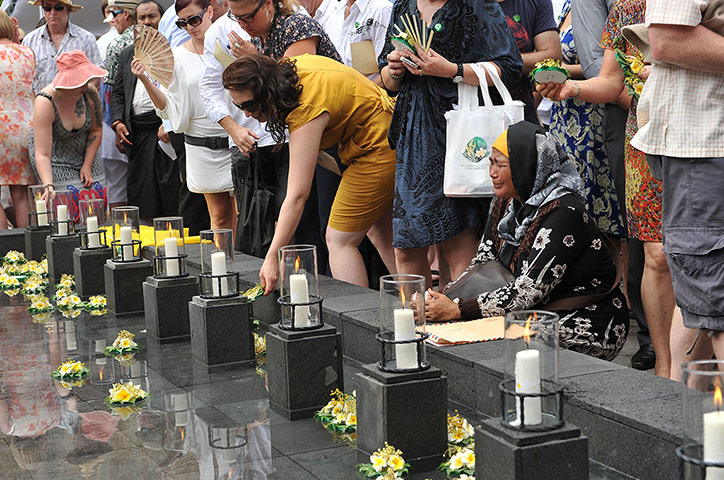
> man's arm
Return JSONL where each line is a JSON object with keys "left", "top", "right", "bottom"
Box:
{"left": 522, "top": 30, "right": 562, "bottom": 75}
{"left": 570, "top": 0, "right": 611, "bottom": 78}
{"left": 649, "top": 24, "right": 724, "bottom": 73}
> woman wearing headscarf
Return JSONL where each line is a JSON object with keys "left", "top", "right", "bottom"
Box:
{"left": 426, "top": 121, "right": 629, "bottom": 361}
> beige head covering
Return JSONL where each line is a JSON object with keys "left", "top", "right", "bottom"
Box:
{"left": 108, "top": 0, "right": 143, "bottom": 12}
{"left": 28, "top": 0, "right": 83, "bottom": 12}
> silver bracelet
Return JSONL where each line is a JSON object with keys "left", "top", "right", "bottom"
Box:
{"left": 568, "top": 79, "right": 582, "bottom": 98}
{"left": 387, "top": 69, "right": 404, "bottom": 81}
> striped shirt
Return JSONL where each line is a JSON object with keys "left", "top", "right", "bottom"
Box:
{"left": 22, "top": 22, "right": 102, "bottom": 93}
{"left": 631, "top": 0, "right": 724, "bottom": 158}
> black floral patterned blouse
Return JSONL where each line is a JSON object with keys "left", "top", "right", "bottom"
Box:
{"left": 457, "top": 195, "right": 629, "bottom": 361}
{"left": 251, "top": 12, "right": 342, "bottom": 62}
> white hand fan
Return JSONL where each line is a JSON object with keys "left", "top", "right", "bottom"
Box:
{"left": 133, "top": 25, "right": 174, "bottom": 88}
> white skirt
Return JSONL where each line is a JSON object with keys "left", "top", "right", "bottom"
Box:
{"left": 185, "top": 143, "right": 234, "bottom": 194}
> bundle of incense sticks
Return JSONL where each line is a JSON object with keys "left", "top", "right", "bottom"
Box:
{"left": 393, "top": 13, "right": 434, "bottom": 54}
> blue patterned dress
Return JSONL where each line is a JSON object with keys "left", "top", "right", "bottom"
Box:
{"left": 379, "top": 0, "right": 522, "bottom": 249}
{"left": 548, "top": 0, "right": 626, "bottom": 237}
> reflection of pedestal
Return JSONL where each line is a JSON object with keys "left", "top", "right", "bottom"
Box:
{"left": 73, "top": 247, "right": 113, "bottom": 299}
{"left": 24, "top": 226, "right": 51, "bottom": 261}
{"left": 46, "top": 234, "right": 80, "bottom": 279}
{"left": 0, "top": 228, "right": 25, "bottom": 256}
{"left": 104, "top": 258, "right": 153, "bottom": 315}
{"left": 189, "top": 295, "right": 253, "bottom": 368}
{"left": 143, "top": 275, "right": 198, "bottom": 342}
{"left": 267, "top": 324, "right": 343, "bottom": 420}
{"left": 356, "top": 364, "right": 447, "bottom": 471}
{"left": 475, "top": 418, "right": 588, "bottom": 479}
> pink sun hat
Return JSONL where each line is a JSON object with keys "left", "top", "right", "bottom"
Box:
{"left": 52, "top": 50, "right": 108, "bottom": 90}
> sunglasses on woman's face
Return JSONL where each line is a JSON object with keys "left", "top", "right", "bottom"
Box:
{"left": 233, "top": 99, "right": 258, "bottom": 112}
{"left": 175, "top": 6, "right": 208, "bottom": 29}
{"left": 227, "top": 0, "right": 266, "bottom": 24}
{"left": 42, "top": 3, "right": 66, "bottom": 12}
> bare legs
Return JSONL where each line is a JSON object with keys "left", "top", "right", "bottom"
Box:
{"left": 326, "top": 208, "right": 396, "bottom": 288}
{"left": 0, "top": 185, "right": 30, "bottom": 229}
{"left": 204, "top": 191, "right": 237, "bottom": 232}
{"left": 669, "top": 311, "right": 713, "bottom": 382}
{"left": 641, "top": 241, "right": 676, "bottom": 377}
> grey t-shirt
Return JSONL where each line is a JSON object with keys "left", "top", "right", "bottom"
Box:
{"left": 570, "top": 0, "right": 616, "bottom": 78}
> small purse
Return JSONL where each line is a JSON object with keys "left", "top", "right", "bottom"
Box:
{"left": 441, "top": 259, "right": 515, "bottom": 302}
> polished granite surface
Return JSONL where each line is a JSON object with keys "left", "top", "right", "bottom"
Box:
{"left": 0, "top": 293, "right": 635, "bottom": 480}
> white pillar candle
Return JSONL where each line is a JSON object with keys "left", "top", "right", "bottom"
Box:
{"left": 36, "top": 199, "right": 48, "bottom": 226}
{"left": 120, "top": 226, "right": 134, "bottom": 260}
{"left": 175, "top": 411, "right": 188, "bottom": 427}
{"left": 95, "top": 356, "right": 107, "bottom": 366}
{"left": 211, "top": 251, "right": 228, "bottom": 296}
{"left": 704, "top": 410, "right": 724, "bottom": 479}
{"left": 394, "top": 308, "right": 417, "bottom": 369}
{"left": 56, "top": 205, "right": 68, "bottom": 235}
{"left": 95, "top": 339, "right": 106, "bottom": 353}
{"left": 86, "top": 216, "right": 100, "bottom": 248}
{"left": 64, "top": 320, "right": 76, "bottom": 350}
{"left": 289, "top": 273, "right": 311, "bottom": 327}
{"left": 164, "top": 237, "right": 180, "bottom": 276}
{"left": 514, "top": 349, "right": 542, "bottom": 426}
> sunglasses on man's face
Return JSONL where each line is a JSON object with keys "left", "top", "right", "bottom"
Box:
{"left": 175, "top": 6, "right": 208, "bottom": 29}
{"left": 42, "top": 4, "right": 66, "bottom": 12}
{"left": 227, "top": 0, "right": 266, "bottom": 24}
{"left": 110, "top": 9, "right": 125, "bottom": 17}
{"left": 232, "top": 99, "right": 258, "bottom": 113}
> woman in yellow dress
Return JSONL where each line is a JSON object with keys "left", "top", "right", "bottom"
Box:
{"left": 222, "top": 53, "right": 397, "bottom": 294}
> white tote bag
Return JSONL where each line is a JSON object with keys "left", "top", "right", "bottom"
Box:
{"left": 443, "top": 62, "right": 525, "bottom": 197}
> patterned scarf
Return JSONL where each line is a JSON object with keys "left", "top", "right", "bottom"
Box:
{"left": 497, "top": 122, "right": 583, "bottom": 247}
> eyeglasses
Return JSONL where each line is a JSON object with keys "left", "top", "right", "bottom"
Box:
{"left": 110, "top": 9, "right": 125, "bottom": 17}
{"left": 227, "top": 0, "right": 266, "bottom": 24}
{"left": 232, "top": 99, "right": 258, "bottom": 112}
{"left": 42, "top": 3, "right": 67, "bottom": 12}
{"left": 175, "top": 6, "right": 208, "bottom": 29}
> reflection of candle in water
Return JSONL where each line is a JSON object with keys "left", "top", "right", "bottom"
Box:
{"left": 704, "top": 383, "right": 724, "bottom": 480}
{"left": 514, "top": 316, "right": 542, "bottom": 426}
{"left": 56, "top": 205, "right": 68, "bottom": 235}
{"left": 35, "top": 197, "right": 48, "bottom": 226}
{"left": 164, "top": 237, "right": 180, "bottom": 276}
{"left": 95, "top": 339, "right": 106, "bottom": 353}
{"left": 120, "top": 226, "right": 133, "bottom": 260}
{"left": 64, "top": 320, "right": 76, "bottom": 350}
{"left": 130, "top": 361, "right": 141, "bottom": 378}
{"left": 211, "top": 250, "right": 228, "bottom": 296}
{"left": 393, "top": 289, "right": 416, "bottom": 369}
{"left": 95, "top": 357, "right": 106, "bottom": 366}
{"left": 172, "top": 393, "right": 188, "bottom": 426}
{"left": 289, "top": 256, "right": 310, "bottom": 327}
{"left": 86, "top": 216, "right": 100, "bottom": 248}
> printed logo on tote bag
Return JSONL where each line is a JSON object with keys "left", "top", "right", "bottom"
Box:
{"left": 463, "top": 136, "right": 490, "bottom": 163}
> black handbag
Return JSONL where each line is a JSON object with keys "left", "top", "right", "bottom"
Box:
{"left": 441, "top": 259, "right": 515, "bottom": 301}
{"left": 235, "top": 150, "right": 275, "bottom": 258}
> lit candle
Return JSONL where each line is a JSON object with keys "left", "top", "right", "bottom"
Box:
{"left": 704, "top": 385, "right": 724, "bottom": 480}
{"left": 514, "top": 316, "right": 542, "bottom": 426}
{"left": 289, "top": 273, "right": 311, "bottom": 327}
{"left": 36, "top": 198, "right": 48, "bottom": 226}
{"left": 211, "top": 251, "right": 228, "bottom": 296}
{"left": 120, "top": 225, "right": 134, "bottom": 260}
{"left": 56, "top": 204, "right": 68, "bottom": 235}
{"left": 86, "top": 216, "right": 100, "bottom": 248}
{"left": 164, "top": 237, "right": 180, "bottom": 276}
{"left": 394, "top": 306, "right": 417, "bottom": 369}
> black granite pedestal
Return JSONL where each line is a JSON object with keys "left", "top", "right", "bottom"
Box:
{"left": 24, "top": 226, "right": 51, "bottom": 261}
{"left": 356, "top": 364, "right": 447, "bottom": 472}
{"left": 475, "top": 418, "right": 588, "bottom": 480}
{"left": 73, "top": 247, "right": 113, "bottom": 299}
{"left": 104, "top": 259, "right": 153, "bottom": 315}
{"left": 267, "top": 323, "right": 343, "bottom": 420}
{"left": 46, "top": 234, "right": 80, "bottom": 279}
{"left": 0, "top": 229, "right": 25, "bottom": 256}
{"left": 189, "top": 295, "right": 253, "bottom": 368}
{"left": 143, "top": 275, "right": 198, "bottom": 342}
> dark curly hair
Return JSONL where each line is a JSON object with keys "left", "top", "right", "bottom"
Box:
{"left": 222, "top": 55, "right": 302, "bottom": 149}
{"left": 490, "top": 196, "right": 560, "bottom": 270}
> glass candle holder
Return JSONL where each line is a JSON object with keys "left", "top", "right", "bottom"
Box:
{"left": 377, "top": 274, "right": 428, "bottom": 372}
{"left": 278, "top": 245, "right": 322, "bottom": 330}
{"left": 153, "top": 216, "right": 187, "bottom": 278}
{"left": 164, "top": 391, "right": 194, "bottom": 451}
{"left": 111, "top": 206, "right": 141, "bottom": 262}
{"left": 209, "top": 425, "right": 248, "bottom": 464}
{"left": 200, "top": 229, "right": 238, "bottom": 298}
{"left": 49, "top": 190, "right": 74, "bottom": 236}
{"left": 27, "top": 184, "right": 51, "bottom": 228}
{"left": 501, "top": 310, "right": 563, "bottom": 431}
{"left": 677, "top": 360, "right": 724, "bottom": 479}
{"left": 79, "top": 198, "right": 107, "bottom": 249}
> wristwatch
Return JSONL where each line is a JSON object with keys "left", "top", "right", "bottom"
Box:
{"left": 452, "top": 63, "right": 464, "bottom": 83}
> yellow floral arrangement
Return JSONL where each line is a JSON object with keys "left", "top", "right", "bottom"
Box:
{"left": 438, "top": 412, "right": 476, "bottom": 478}
{"left": 529, "top": 58, "right": 570, "bottom": 84}
{"left": 0, "top": 271, "right": 22, "bottom": 295}
{"left": 315, "top": 389, "right": 357, "bottom": 434}
{"left": 31, "top": 311, "right": 54, "bottom": 324}
{"left": 61, "top": 308, "right": 82, "bottom": 319}
{"left": 27, "top": 294, "right": 54, "bottom": 314}
{"left": 104, "top": 330, "right": 139, "bottom": 356}
{"left": 106, "top": 381, "right": 150, "bottom": 406}
{"left": 58, "top": 378, "right": 88, "bottom": 389}
{"left": 51, "top": 358, "right": 89, "bottom": 380}
{"left": 1, "top": 250, "right": 26, "bottom": 265}
{"left": 615, "top": 49, "right": 646, "bottom": 99}
{"left": 84, "top": 295, "right": 107, "bottom": 315}
{"left": 56, "top": 273, "right": 75, "bottom": 290}
{"left": 52, "top": 285, "right": 73, "bottom": 302}
{"left": 21, "top": 274, "right": 47, "bottom": 296}
{"left": 114, "top": 352, "right": 138, "bottom": 367}
{"left": 56, "top": 293, "right": 83, "bottom": 311}
{"left": 243, "top": 283, "right": 264, "bottom": 302}
{"left": 357, "top": 443, "right": 409, "bottom": 479}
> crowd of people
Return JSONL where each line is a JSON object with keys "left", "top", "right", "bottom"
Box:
{"left": 0, "top": 0, "right": 721, "bottom": 373}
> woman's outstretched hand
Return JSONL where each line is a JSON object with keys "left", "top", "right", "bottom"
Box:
{"left": 425, "top": 288, "right": 462, "bottom": 322}
{"left": 79, "top": 165, "right": 93, "bottom": 187}
{"left": 259, "top": 256, "right": 279, "bottom": 296}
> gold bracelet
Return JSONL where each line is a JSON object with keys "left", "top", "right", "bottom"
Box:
{"left": 387, "top": 69, "right": 404, "bottom": 81}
